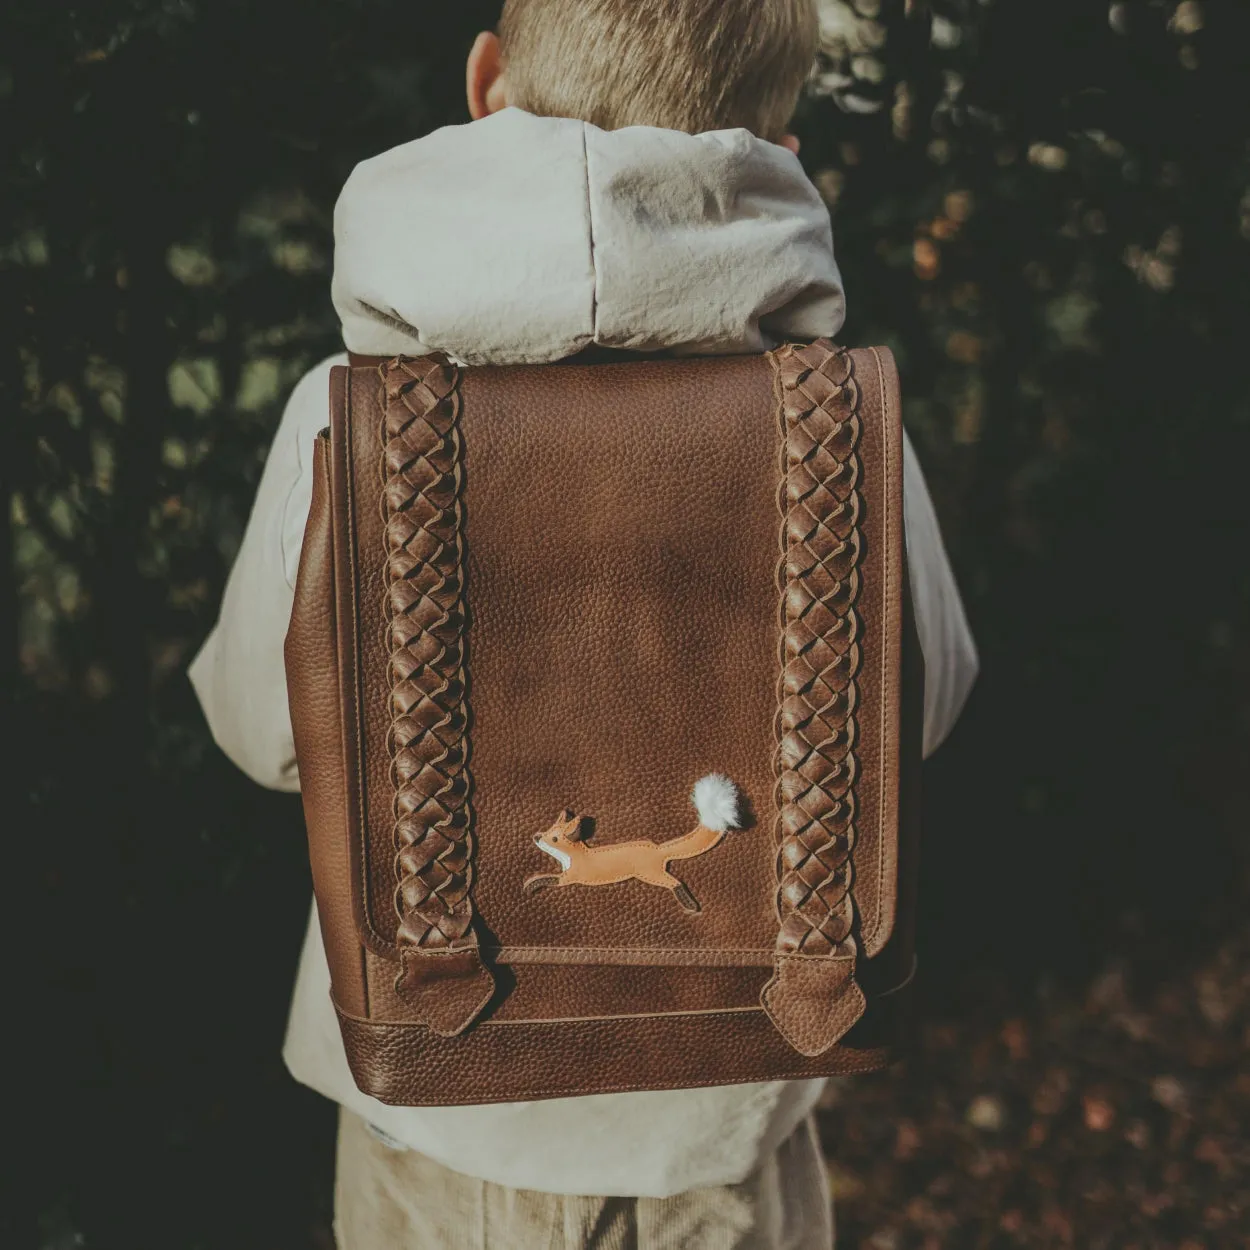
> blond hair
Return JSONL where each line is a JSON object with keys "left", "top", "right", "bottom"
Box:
{"left": 497, "top": 0, "right": 819, "bottom": 142}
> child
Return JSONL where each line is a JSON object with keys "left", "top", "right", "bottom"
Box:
{"left": 190, "top": 2, "right": 978, "bottom": 1246}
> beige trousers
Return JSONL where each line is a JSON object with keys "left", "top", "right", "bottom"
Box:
{"left": 334, "top": 1109, "right": 834, "bottom": 1250}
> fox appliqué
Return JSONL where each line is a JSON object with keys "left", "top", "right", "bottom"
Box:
{"left": 523, "top": 774, "right": 742, "bottom": 912}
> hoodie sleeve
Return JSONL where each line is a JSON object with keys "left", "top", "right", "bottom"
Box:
{"left": 188, "top": 354, "right": 346, "bottom": 792}
{"left": 902, "top": 430, "right": 979, "bottom": 757}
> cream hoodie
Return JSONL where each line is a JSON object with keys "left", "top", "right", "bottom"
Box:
{"left": 189, "top": 108, "right": 978, "bottom": 1199}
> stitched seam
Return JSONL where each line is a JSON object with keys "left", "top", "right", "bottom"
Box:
{"left": 770, "top": 346, "right": 789, "bottom": 927}
{"left": 864, "top": 346, "right": 892, "bottom": 948}
{"left": 324, "top": 428, "right": 372, "bottom": 1012}
{"left": 485, "top": 944, "right": 782, "bottom": 958}
{"left": 772, "top": 953, "right": 854, "bottom": 963}
{"left": 335, "top": 999, "right": 881, "bottom": 1032}
{"left": 345, "top": 371, "right": 382, "bottom": 954}
{"left": 487, "top": 1005, "right": 764, "bottom": 1026}
{"left": 358, "top": 945, "right": 870, "bottom": 968}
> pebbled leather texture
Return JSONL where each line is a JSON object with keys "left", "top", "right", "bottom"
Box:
{"left": 760, "top": 956, "right": 868, "bottom": 1060}
{"left": 284, "top": 419, "right": 367, "bottom": 1016}
{"left": 286, "top": 345, "right": 916, "bottom": 1103}
{"left": 334, "top": 992, "right": 908, "bottom": 1106}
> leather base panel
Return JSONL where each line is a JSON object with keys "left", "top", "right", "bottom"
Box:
{"left": 285, "top": 419, "right": 368, "bottom": 1016}
{"left": 335, "top": 993, "right": 910, "bottom": 1106}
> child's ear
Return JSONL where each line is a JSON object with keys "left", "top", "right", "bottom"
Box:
{"left": 779, "top": 134, "right": 801, "bottom": 156}
{"left": 467, "top": 31, "right": 510, "bottom": 120}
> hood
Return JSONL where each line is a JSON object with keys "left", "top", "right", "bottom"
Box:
{"left": 332, "top": 107, "right": 844, "bottom": 365}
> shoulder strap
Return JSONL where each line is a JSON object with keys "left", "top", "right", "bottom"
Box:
{"left": 380, "top": 356, "right": 495, "bottom": 1036}
{"left": 762, "top": 340, "right": 870, "bottom": 1056}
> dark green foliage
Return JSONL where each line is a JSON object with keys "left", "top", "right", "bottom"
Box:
{"left": 806, "top": 0, "right": 1250, "bottom": 981}
{"left": 5, "top": 1, "right": 1248, "bottom": 1245}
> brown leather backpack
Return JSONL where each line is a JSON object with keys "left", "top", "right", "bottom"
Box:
{"left": 284, "top": 339, "right": 923, "bottom": 1106}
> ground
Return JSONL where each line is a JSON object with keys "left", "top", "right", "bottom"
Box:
{"left": 819, "top": 922, "right": 1250, "bottom": 1248}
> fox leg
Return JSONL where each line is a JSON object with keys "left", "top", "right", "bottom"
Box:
{"left": 524, "top": 873, "right": 561, "bottom": 896}
{"left": 660, "top": 871, "right": 700, "bottom": 912}
{"left": 671, "top": 883, "right": 700, "bottom": 912}
{"left": 638, "top": 865, "right": 702, "bottom": 912}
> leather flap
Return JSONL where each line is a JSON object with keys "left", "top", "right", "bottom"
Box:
{"left": 328, "top": 348, "right": 904, "bottom": 986}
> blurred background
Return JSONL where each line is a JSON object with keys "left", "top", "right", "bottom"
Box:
{"left": 5, "top": 0, "right": 1248, "bottom": 1246}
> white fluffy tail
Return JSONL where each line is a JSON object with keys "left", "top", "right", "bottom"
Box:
{"left": 691, "top": 774, "right": 741, "bottom": 833}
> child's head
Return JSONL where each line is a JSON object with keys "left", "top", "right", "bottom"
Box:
{"left": 467, "top": 0, "right": 818, "bottom": 148}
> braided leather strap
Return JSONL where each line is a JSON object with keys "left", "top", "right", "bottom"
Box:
{"left": 381, "top": 356, "right": 494, "bottom": 1035}
{"left": 762, "top": 340, "right": 868, "bottom": 1056}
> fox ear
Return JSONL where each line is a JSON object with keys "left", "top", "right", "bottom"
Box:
{"left": 562, "top": 815, "right": 587, "bottom": 842}
{"left": 558, "top": 808, "right": 575, "bottom": 822}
